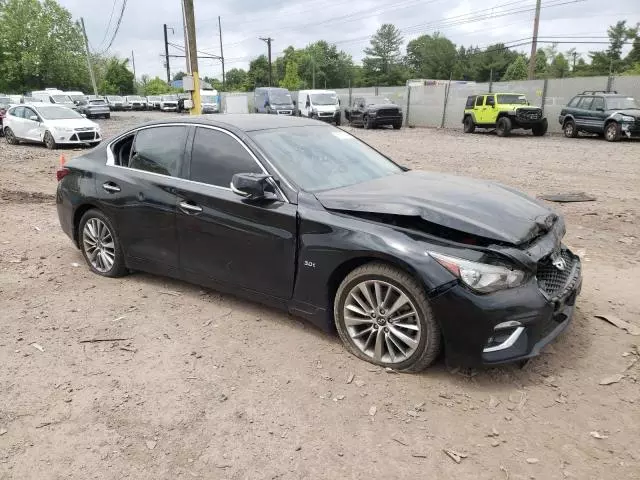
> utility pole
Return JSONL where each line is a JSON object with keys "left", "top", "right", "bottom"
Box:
{"left": 259, "top": 37, "right": 273, "bottom": 86}
{"left": 312, "top": 58, "right": 315, "bottom": 89}
{"left": 218, "top": 16, "right": 225, "bottom": 90}
{"left": 181, "top": 0, "right": 191, "bottom": 72}
{"left": 528, "top": 0, "right": 542, "bottom": 80}
{"left": 572, "top": 51, "right": 577, "bottom": 70}
{"left": 80, "top": 18, "right": 98, "bottom": 96}
{"left": 163, "top": 24, "right": 171, "bottom": 83}
{"left": 182, "top": 0, "right": 201, "bottom": 114}
{"left": 131, "top": 50, "right": 136, "bottom": 79}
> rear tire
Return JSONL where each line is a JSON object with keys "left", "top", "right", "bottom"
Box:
{"left": 4, "top": 127, "right": 18, "bottom": 145}
{"left": 105, "top": 114, "right": 111, "bottom": 119}
{"left": 78, "top": 209, "right": 128, "bottom": 278}
{"left": 496, "top": 117, "right": 512, "bottom": 137}
{"left": 393, "top": 121, "right": 402, "bottom": 130}
{"left": 43, "top": 131, "right": 56, "bottom": 150}
{"left": 563, "top": 119, "right": 578, "bottom": 138}
{"left": 463, "top": 115, "right": 476, "bottom": 133}
{"left": 532, "top": 118, "right": 548, "bottom": 136}
{"left": 604, "top": 121, "right": 621, "bottom": 142}
{"left": 334, "top": 262, "right": 441, "bottom": 372}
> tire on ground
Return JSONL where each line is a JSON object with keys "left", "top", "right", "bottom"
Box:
{"left": 604, "top": 121, "right": 621, "bottom": 142}
{"left": 463, "top": 115, "right": 475, "bottom": 133}
{"left": 78, "top": 209, "right": 128, "bottom": 278}
{"left": 563, "top": 119, "right": 578, "bottom": 138}
{"left": 496, "top": 116, "right": 512, "bottom": 137}
{"left": 334, "top": 262, "right": 442, "bottom": 372}
{"left": 532, "top": 118, "right": 548, "bottom": 136}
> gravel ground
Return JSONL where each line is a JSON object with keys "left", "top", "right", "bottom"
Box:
{"left": 1, "top": 111, "right": 639, "bottom": 480}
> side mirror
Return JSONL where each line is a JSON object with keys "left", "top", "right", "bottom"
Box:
{"left": 29, "top": 115, "right": 39, "bottom": 122}
{"left": 305, "top": 101, "right": 310, "bottom": 108}
{"left": 231, "top": 173, "right": 277, "bottom": 201}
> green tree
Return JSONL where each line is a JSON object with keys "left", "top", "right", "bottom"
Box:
{"left": 535, "top": 49, "right": 548, "bottom": 77}
{"left": 362, "top": 24, "right": 405, "bottom": 85}
{"left": 100, "top": 58, "right": 134, "bottom": 94}
{"left": 469, "top": 43, "right": 519, "bottom": 82}
{"left": 406, "top": 33, "right": 457, "bottom": 79}
{"left": 173, "top": 71, "right": 187, "bottom": 81}
{"left": 502, "top": 56, "right": 528, "bottom": 81}
{"left": 225, "top": 68, "right": 249, "bottom": 91}
{"left": 143, "top": 77, "right": 172, "bottom": 95}
{"left": 626, "top": 35, "right": 640, "bottom": 65}
{"left": 279, "top": 60, "right": 302, "bottom": 90}
{"left": 247, "top": 55, "right": 270, "bottom": 88}
{"left": 548, "top": 53, "right": 570, "bottom": 78}
{"left": 0, "top": 0, "right": 90, "bottom": 93}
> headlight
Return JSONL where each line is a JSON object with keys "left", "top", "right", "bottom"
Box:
{"left": 620, "top": 115, "right": 635, "bottom": 122}
{"left": 429, "top": 252, "right": 526, "bottom": 293}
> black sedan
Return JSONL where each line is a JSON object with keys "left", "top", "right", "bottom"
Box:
{"left": 56, "top": 115, "right": 581, "bottom": 371}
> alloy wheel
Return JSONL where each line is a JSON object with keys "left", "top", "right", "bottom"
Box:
{"left": 82, "top": 218, "right": 116, "bottom": 273}
{"left": 5, "top": 128, "right": 16, "bottom": 144}
{"left": 343, "top": 280, "right": 421, "bottom": 364}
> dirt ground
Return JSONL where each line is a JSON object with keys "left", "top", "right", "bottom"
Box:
{"left": 1, "top": 112, "right": 639, "bottom": 480}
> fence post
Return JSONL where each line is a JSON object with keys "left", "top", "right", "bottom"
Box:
{"left": 348, "top": 78, "right": 352, "bottom": 107}
{"left": 541, "top": 78, "right": 548, "bottom": 115}
{"left": 375, "top": 85, "right": 379, "bottom": 96}
{"left": 405, "top": 86, "right": 411, "bottom": 127}
{"left": 489, "top": 68, "right": 493, "bottom": 93}
{"left": 440, "top": 74, "right": 452, "bottom": 128}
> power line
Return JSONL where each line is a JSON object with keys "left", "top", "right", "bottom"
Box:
{"left": 94, "top": 0, "right": 128, "bottom": 55}
{"left": 96, "top": 0, "right": 119, "bottom": 50}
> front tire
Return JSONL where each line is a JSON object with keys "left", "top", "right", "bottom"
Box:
{"left": 364, "top": 115, "right": 374, "bottom": 129}
{"left": 79, "top": 209, "right": 128, "bottom": 278}
{"left": 604, "top": 121, "right": 621, "bottom": 142}
{"left": 532, "top": 118, "right": 548, "bottom": 136}
{"left": 43, "top": 131, "right": 56, "bottom": 150}
{"left": 4, "top": 127, "right": 18, "bottom": 144}
{"left": 463, "top": 115, "right": 475, "bottom": 133}
{"left": 563, "top": 119, "right": 578, "bottom": 138}
{"left": 105, "top": 114, "right": 111, "bottom": 119}
{"left": 393, "top": 121, "right": 402, "bottom": 130}
{"left": 334, "top": 262, "right": 441, "bottom": 372}
{"left": 496, "top": 117, "right": 512, "bottom": 137}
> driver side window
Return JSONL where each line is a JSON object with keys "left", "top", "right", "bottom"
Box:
{"left": 486, "top": 95, "right": 495, "bottom": 106}
{"left": 475, "top": 96, "right": 485, "bottom": 107}
{"left": 23, "top": 107, "right": 38, "bottom": 121}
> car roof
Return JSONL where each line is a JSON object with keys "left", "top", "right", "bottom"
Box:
{"left": 131, "top": 114, "right": 324, "bottom": 133}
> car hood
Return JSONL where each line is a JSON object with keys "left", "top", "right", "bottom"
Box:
{"left": 367, "top": 103, "right": 399, "bottom": 111}
{"left": 607, "top": 108, "right": 640, "bottom": 118}
{"left": 45, "top": 118, "right": 98, "bottom": 129}
{"left": 315, "top": 170, "right": 556, "bottom": 245}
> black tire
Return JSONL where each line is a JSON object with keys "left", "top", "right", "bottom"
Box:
{"left": 88, "top": 141, "right": 101, "bottom": 148}
{"left": 334, "top": 262, "right": 442, "bottom": 372}
{"left": 335, "top": 117, "right": 341, "bottom": 127}
{"left": 563, "top": 119, "right": 578, "bottom": 138}
{"left": 496, "top": 117, "right": 512, "bottom": 137}
{"left": 78, "top": 209, "right": 128, "bottom": 278}
{"left": 105, "top": 114, "right": 111, "bottom": 119}
{"left": 364, "top": 115, "right": 374, "bottom": 129}
{"left": 463, "top": 115, "right": 476, "bottom": 133}
{"left": 4, "top": 127, "right": 18, "bottom": 145}
{"left": 43, "top": 131, "right": 56, "bottom": 150}
{"left": 604, "top": 121, "right": 621, "bottom": 142}
{"left": 393, "top": 121, "right": 402, "bottom": 130}
{"left": 532, "top": 118, "right": 548, "bottom": 137}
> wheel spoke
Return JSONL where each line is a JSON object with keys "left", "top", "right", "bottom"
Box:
{"left": 362, "top": 329, "right": 376, "bottom": 352}
{"left": 389, "top": 310, "right": 415, "bottom": 323}
{"left": 389, "top": 325, "right": 418, "bottom": 348}
{"left": 393, "top": 321, "right": 420, "bottom": 331}
{"left": 102, "top": 251, "right": 114, "bottom": 269}
{"left": 381, "top": 286, "right": 392, "bottom": 309}
{"left": 373, "top": 282, "right": 383, "bottom": 307}
{"left": 358, "top": 283, "right": 376, "bottom": 311}
{"left": 345, "top": 303, "right": 368, "bottom": 317}
{"left": 349, "top": 291, "right": 371, "bottom": 314}
{"left": 385, "top": 334, "right": 397, "bottom": 363}
{"left": 344, "top": 315, "right": 373, "bottom": 327}
{"left": 387, "top": 293, "right": 410, "bottom": 317}
{"left": 373, "top": 329, "right": 385, "bottom": 361}
{"left": 352, "top": 326, "right": 374, "bottom": 339}
{"left": 387, "top": 333, "right": 407, "bottom": 357}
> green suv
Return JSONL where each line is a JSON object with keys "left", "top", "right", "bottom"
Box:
{"left": 463, "top": 93, "right": 548, "bottom": 137}
{"left": 558, "top": 91, "right": 640, "bottom": 142}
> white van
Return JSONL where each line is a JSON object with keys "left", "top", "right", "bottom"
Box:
{"left": 31, "top": 90, "right": 76, "bottom": 110}
{"left": 64, "top": 91, "right": 86, "bottom": 104}
{"left": 296, "top": 89, "right": 341, "bottom": 125}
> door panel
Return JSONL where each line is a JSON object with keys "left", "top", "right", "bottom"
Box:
{"left": 574, "top": 97, "right": 593, "bottom": 130}
{"left": 176, "top": 183, "right": 297, "bottom": 298}
{"left": 475, "top": 96, "right": 487, "bottom": 123}
{"left": 22, "top": 108, "right": 43, "bottom": 141}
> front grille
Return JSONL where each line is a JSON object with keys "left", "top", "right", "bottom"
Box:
{"left": 276, "top": 110, "right": 292, "bottom": 115}
{"left": 75, "top": 127, "right": 93, "bottom": 132}
{"left": 318, "top": 111, "right": 334, "bottom": 117}
{"left": 516, "top": 108, "right": 542, "bottom": 121}
{"left": 536, "top": 249, "right": 578, "bottom": 298}
{"left": 378, "top": 108, "right": 399, "bottom": 116}
{"left": 76, "top": 132, "right": 97, "bottom": 141}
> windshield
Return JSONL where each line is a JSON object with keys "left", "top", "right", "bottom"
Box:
{"left": 127, "top": 96, "right": 143, "bottom": 101}
{"left": 497, "top": 94, "right": 528, "bottom": 105}
{"left": 51, "top": 95, "right": 72, "bottom": 103}
{"left": 162, "top": 95, "right": 178, "bottom": 101}
{"left": 38, "top": 106, "right": 83, "bottom": 120}
{"left": 269, "top": 91, "right": 292, "bottom": 105}
{"left": 0, "top": 96, "right": 10, "bottom": 107}
{"left": 148, "top": 96, "right": 160, "bottom": 101}
{"left": 310, "top": 93, "right": 338, "bottom": 106}
{"left": 606, "top": 96, "right": 639, "bottom": 110}
{"left": 363, "top": 96, "right": 392, "bottom": 105}
{"left": 249, "top": 126, "right": 402, "bottom": 192}
{"left": 107, "top": 96, "right": 123, "bottom": 101}
{"left": 89, "top": 100, "right": 107, "bottom": 105}
{"left": 201, "top": 96, "right": 216, "bottom": 103}
{"left": 68, "top": 95, "right": 85, "bottom": 102}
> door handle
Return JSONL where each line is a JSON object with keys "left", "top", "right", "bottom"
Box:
{"left": 102, "top": 182, "right": 121, "bottom": 193}
{"left": 179, "top": 201, "right": 203, "bottom": 213}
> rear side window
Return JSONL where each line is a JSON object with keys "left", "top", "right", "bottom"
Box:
{"left": 9, "top": 107, "right": 24, "bottom": 117}
{"left": 189, "top": 127, "right": 262, "bottom": 188}
{"left": 475, "top": 96, "right": 484, "bottom": 107}
{"left": 486, "top": 95, "right": 495, "bottom": 106}
{"left": 128, "top": 126, "right": 188, "bottom": 177}
{"left": 567, "top": 96, "right": 581, "bottom": 107}
{"left": 577, "top": 97, "right": 593, "bottom": 109}
{"left": 465, "top": 96, "right": 476, "bottom": 108}
{"left": 591, "top": 97, "right": 605, "bottom": 111}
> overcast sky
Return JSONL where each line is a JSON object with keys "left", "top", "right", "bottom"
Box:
{"left": 59, "top": 0, "right": 639, "bottom": 81}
